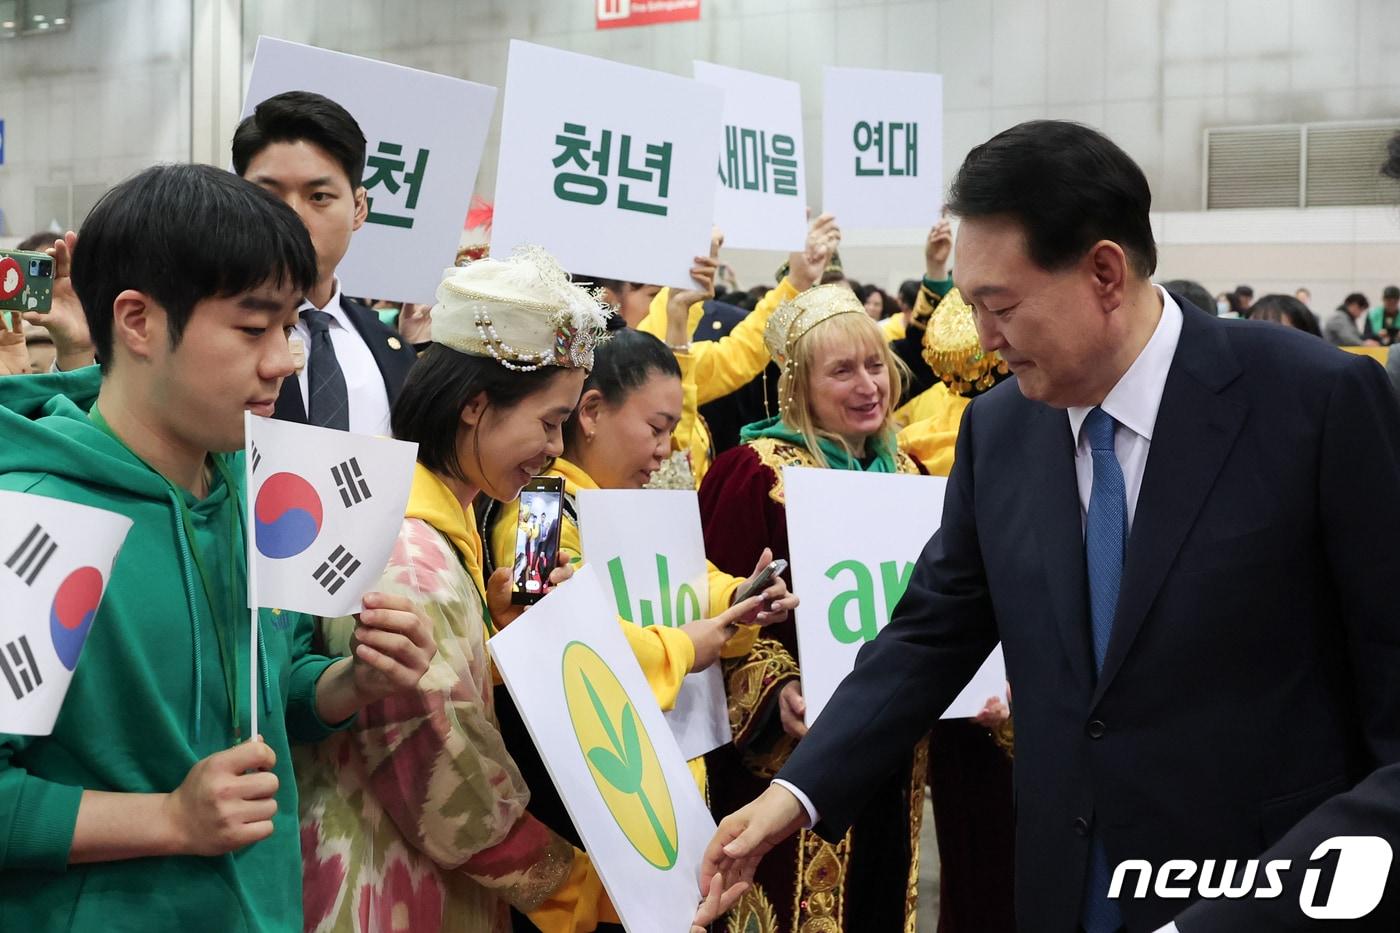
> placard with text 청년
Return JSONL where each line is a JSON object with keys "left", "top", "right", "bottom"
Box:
{"left": 491, "top": 41, "right": 723, "bottom": 289}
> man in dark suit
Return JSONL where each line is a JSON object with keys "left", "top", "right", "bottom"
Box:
{"left": 700, "top": 121, "right": 1400, "bottom": 931}
{"left": 233, "top": 91, "right": 417, "bottom": 434}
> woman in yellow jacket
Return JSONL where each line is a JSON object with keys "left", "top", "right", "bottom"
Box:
{"left": 482, "top": 326, "right": 797, "bottom": 706}
{"left": 487, "top": 324, "right": 796, "bottom": 644}
{"left": 633, "top": 214, "right": 842, "bottom": 484}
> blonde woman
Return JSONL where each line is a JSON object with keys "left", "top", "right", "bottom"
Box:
{"left": 696, "top": 285, "right": 927, "bottom": 933}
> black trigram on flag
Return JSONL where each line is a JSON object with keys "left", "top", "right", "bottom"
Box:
{"left": 251, "top": 443, "right": 263, "bottom": 474}
{"left": 313, "top": 546, "right": 362, "bottom": 596}
{"left": 0, "top": 636, "right": 42, "bottom": 700}
{"left": 5, "top": 524, "right": 57, "bottom": 586}
{"left": 332, "top": 458, "right": 372, "bottom": 508}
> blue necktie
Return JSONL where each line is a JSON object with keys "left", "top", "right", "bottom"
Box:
{"left": 302, "top": 308, "right": 350, "bottom": 431}
{"left": 1082, "top": 406, "right": 1125, "bottom": 933}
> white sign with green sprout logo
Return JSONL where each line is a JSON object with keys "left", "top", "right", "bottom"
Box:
{"left": 241, "top": 37, "right": 498, "bottom": 305}
{"left": 576, "top": 488, "right": 732, "bottom": 760}
{"left": 489, "top": 567, "right": 715, "bottom": 932}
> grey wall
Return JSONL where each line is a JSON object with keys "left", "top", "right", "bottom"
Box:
{"left": 0, "top": 0, "right": 191, "bottom": 237}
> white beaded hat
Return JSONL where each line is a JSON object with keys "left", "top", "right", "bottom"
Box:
{"left": 430, "top": 246, "right": 612, "bottom": 371}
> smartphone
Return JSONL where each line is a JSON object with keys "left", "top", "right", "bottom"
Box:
{"left": 0, "top": 249, "right": 54, "bottom": 314}
{"left": 511, "top": 476, "right": 565, "bottom": 606}
{"left": 734, "top": 558, "right": 788, "bottom": 604}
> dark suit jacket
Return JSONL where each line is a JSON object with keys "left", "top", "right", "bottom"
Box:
{"left": 779, "top": 303, "right": 1400, "bottom": 931}
{"left": 273, "top": 295, "right": 418, "bottom": 424}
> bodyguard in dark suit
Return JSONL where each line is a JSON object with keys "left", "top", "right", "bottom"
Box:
{"left": 700, "top": 121, "right": 1400, "bottom": 932}
{"left": 233, "top": 91, "right": 417, "bottom": 434}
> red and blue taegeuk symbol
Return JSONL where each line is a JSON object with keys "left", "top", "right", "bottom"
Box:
{"left": 255, "top": 472, "right": 324, "bottom": 559}
{"left": 50, "top": 566, "right": 103, "bottom": 671}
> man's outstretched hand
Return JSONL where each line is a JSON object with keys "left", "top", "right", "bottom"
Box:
{"left": 699, "top": 783, "right": 809, "bottom": 900}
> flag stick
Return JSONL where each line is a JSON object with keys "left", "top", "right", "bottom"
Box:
{"left": 244, "top": 412, "right": 259, "bottom": 742}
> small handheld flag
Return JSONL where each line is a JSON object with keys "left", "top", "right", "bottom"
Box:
{"left": 244, "top": 414, "right": 418, "bottom": 739}
{"left": 0, "top": 490, "right": 133, "bottom": 735}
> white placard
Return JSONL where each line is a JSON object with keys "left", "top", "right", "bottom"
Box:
{"left": 576, "top": 488, "right": 731, "bottom": 759}
{"left": 246, "top": 415, "right": 417, "bottom": 618}
{"left": 489, "top": 567, "right": 715, "bottom": 933}
{"left": 692, "top": 61, "right": 808, "bottom": 252}
{"left": 939, "top": 643, "right": 1007, "bottom": 720}
{"left": 492, "top": 40, "right": 723, "bottom": 288}
{"left": 821, "top": 66, "right": 943, "bottom": 231}
{"left": 0, "top": 490, "right": 132, "bottom": 735}
{"left": 242, "top": 37, "right": 498, "bottom": 305}
{"left": 784, "top": 467, "right": 950, "bottom": 724}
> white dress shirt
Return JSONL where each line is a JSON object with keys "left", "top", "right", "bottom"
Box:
{"left": 1067, "top": 286, "right": 1183, "bottom": 534}
{"left": 775, "top": 289, "right": 1186, "bottom": 933}
{"left": 291, "top": 280, "right": 393, "bottom": 437}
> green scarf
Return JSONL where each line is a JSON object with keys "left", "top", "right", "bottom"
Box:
{"left": 739, "top": 414, "right": 900, "bottom": 473}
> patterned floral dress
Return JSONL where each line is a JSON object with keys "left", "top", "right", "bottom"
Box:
{"left": 297, "top": 466, "right": 612, "bottom": 933}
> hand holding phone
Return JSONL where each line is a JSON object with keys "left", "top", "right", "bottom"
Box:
{"left": 0, "top": 250, "right": 54, "bottom": 314}
{"left": 735, "top": 558, "right": 788, "bottom": 605}
{"left": 511, "top": 477, "right": 565, "bottom": 606}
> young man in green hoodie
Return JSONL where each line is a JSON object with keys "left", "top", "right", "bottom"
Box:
{"left": 0, "top": 163, "right": 437, "bottom": 931}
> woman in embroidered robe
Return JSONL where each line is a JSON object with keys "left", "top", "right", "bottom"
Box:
{"left": 296, "top": 251, "right": 746, "bottom": 933}
{"left": 698, "top": 286, "right": 929, "bottom": 933}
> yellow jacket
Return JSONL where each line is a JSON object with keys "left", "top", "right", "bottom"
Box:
{"left": 896, "top": 383, "right": 970, "bottom": 477}
{"left": 880, "top": 312, "right": 908, "bottom": 342}
{"left": 637, "top": 279, "right": 801, "bottom": 483}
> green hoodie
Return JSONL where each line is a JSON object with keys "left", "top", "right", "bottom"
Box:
{"left": 0, "top": 367, "right": 347, "bottom": 932}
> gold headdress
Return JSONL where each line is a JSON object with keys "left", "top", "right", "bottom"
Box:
{"left": 431, "top": 246, "right": 612, "bottom": 371}
{"left": 921, "top": 287, "right": 1008, "bottom": 395}
{"left": 764, "top": 284, "right": 866, "bottom": 415}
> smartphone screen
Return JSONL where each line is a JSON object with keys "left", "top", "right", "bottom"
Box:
{"left": 511, "top": 477, "right": 564, "bottom": 605}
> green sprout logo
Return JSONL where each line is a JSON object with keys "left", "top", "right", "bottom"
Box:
{"left": 563, "top": 640, "right": 679, "bottom": 870}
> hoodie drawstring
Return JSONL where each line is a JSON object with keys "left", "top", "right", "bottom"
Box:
{"left": 258, "top": 623, "right": 272, "bottom": 717}
{"left": 167, "top": 489, "right": 206, "bottom": 742}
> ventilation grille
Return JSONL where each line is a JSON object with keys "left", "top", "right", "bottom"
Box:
{"left": 1205, "top": 121, "right": 1400, "bottom": 209}
{"left": 1206, "top": 127, "right": 1302, "bottom": 209}
{"left": 1305, "top": 124, "right": 1397, "bottom": 207}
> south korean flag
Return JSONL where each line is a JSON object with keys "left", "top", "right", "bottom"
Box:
{"left": 245, "top": 414, "right": 418, "bottom": 618}
{"left": 0, "top": 490, "right": 133, "bottom": 735}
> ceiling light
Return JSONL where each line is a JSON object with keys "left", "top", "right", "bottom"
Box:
{"left": 54, "top": 17, "right": 65, "bottom": 24}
